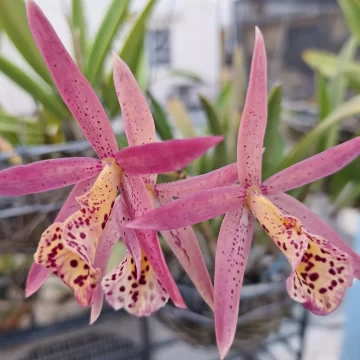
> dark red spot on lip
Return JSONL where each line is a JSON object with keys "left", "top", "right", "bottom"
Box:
{"left": 120, "top": 286, "right": 125, "bottom": 292}
{"left": 80, "top": 232, "right": 86, "bottom": 239}
{"left": 319, "top": 288, "right": 327, "bottom": 294}
{"left": 70, "top": 259, "right": 78, "bottom": 267}
{"left": 309, "top": 273, "right": 319, "bottom": 282}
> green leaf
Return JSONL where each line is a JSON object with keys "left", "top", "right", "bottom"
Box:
{"left": 147, "top": 91, "right": 173, "bottom": 140}
{"left": 167, "top": 98, "right": 196, "bottom": 138}
{"left": 169, "top": 69, "right": 204, "bottom": 84}
{"left": 279, "top": 95, "right": 360, "bottom": 169}
{"left": 0, "top": 114, "right": 45, "bottom": 145}
{"left": 0, "top": 0, "right": 52, "bottom": 84}
{"left": 328, "top": 156, "right": 360, "bottom": 198}
{"left": 326, "top": 36, "right": 358, "bottom": 148}
{"left": 103, "top": 0, "right": 157, "bottom": 117}
{"left": 71, "top": 0, "right": 88, "bottom": 68}
{"left": 302, "top": 49, "right": 360, "bottom": 92}
{"left": 135, "top": 45, "right": 148, "bottom": 92}
{"left": 199, "top": 95, "right": 227, "bottom": 169}
{"left": 85, "top": 0, "right": 130, "bottom": 85}
{"left": 333, "top": 181, "right": 360, "bottom": 210}
{"left": 338, "top": 0, "right": 360, "bottom": 42}
{"left": 228, "top": 46, "right": 245, "bottom": 162}
{"left": 315, "top": 71, "right": 331, "bottom": 154}
{"left": 262, "top": 85, "right": 284, "bottom": 179}
{"left": 216, "top": 81, "right": 232, "bottom": 117}
{"left": 0, "top": 56, "right": 68, "bottom": 119}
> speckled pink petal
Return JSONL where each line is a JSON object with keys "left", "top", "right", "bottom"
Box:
{"left": 115, "top": 136, "right": 223, "bottom": 175}
{"left": 26, "top": 176, "right": 98, "bottom": 298}
{"left": 120, "top": 173, "right": 185, "bottom": 308}
{"left": 91, "top": 196, "right": 122, "bottom": 324}
{"left": 262, "top": 137, "right": 360, "bottom": 195}
{"left": 26, "top": 0, "right": 118, "bottom": 159}
{"left": 102, "top": 251, "right": 169, "bottom": 316}
{"left": 127, "top": 185, "right": 246, "bottom": 231}
{"left": 214, "top": 205, "right": 253, "bottom": 360}
{"left": 0, "top": 158, "right": 101, "bottom": 196}
{"left": 268, "top": 193, "right": 360, "bottom": 279}
{"left": 90, "top": 284, "right": 104, "bottom": 324}
{"left": 237, "top": 27, "right": 267, "bottom": 187}
{"left": 157, "top": 193, "right": 214, "bottom": 310}
{"left": 25, "top": 262, "right": 52, "bottom": 298}
{"left": 113, "top": 54, "right": 156, "bottom": 185}
{"left": 155, "top": 163, "right": 238, "bottom": 197}
{"left": 115, "top": 196, "right": 142, "bottom": 279}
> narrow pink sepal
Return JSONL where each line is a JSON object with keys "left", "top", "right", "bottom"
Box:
{"left": 214, "top": 206, "right": 254, "bottom": 360}
{"left": 262, "top": 137, "right": 360, "bottom": 195}
{"left": 94, "top": 196, "right": 121, "bottom": 274}
{"left": 120, "top": 173, "right": 186, "bottom": 308}
{"left": 268, "top": 193, "right": 360, "bottom": 278}
{"left": 237, "top": 27, "right": 267, "bottom": 187}
{"left": 113, "top": 54, "right": 156, "bottom": 185}
{"left": 127, "top": 185, "right": 246, "bottom": 231}
{"left": 115, "top": 136, "right": 223, "bottom": 175}
{"left": 115, "top": 196, "right": 142, "bottom": 279}
{"left": 25, "top": 176, "right": 98, "bottom": 298}
{"left": 56, "top": 176, "right": 98, "bottom": 221}
{"left": 25, "top": 263, "right": 52, "bottom": 298}
{"left": 113, "top": 54, "right": 156, "bottom": 147}
{"left": 0, "top": 157, "right": 101, "bottom": 196}
{"left": 90, "top": 283, "right": 104, "bottom": 324}
{"left": 157, "top": 193, "right": 214, "bottom": 310}
{"left": 26, "top": 0, "right": 118, "bottom": 159}
{"left": 155, "top": 162, "right": 238, "bottom": 197}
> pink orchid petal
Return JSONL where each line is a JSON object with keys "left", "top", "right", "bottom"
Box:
{"left": 127, "top": 185, "right": 247, "bottom": 231}
{"left": 115, "top": 197, "right": 142, "bottom": 279}
{"left": 27, "top": 0, "right": 118, "bottom": 159}
{"left": 268, "top": 193, "right": 360, "bottom": 278}
{"left": 113, "top": 54, "right": 156, "bottom": 185}
{"left": 120, "top": 173, "right": 185, "bottom": 308}
{"left": 157, "top": 193, "right": 214, "bottom": 310}
{"left": 90, "top": 197, "right": 121, "bottom": 324}
{"left": 102, "top": 251, "right": 169, "bottom": 316}
{"left": 25, "top": 263, "right": 52, "bottom": 298}
{"left": 237, "top": 27, "right": 267, "bottom": 187}
{"left": 90, "top": 285, "right": 104, "bottom": 324}
{"left": 25, "top": 176, "right": 98, "bottom": 298}
{"left": 0, "top": 158, "right": 101, "bottom": 196}
{"left": 214, "top": 205, "right": 254, "bottom": 360}
{"left": 115, "top": 136, "right": 223, "bottom": 175}
{"left": 94, "top": 197, "right": 121, "bottom": 274}
{"left": 262, "top": 137, "right": 360, "bottom": 195}
{"left": 155, "top": 162, "right": 238, "bottom": 197}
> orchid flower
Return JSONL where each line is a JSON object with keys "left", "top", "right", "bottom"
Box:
{"left": 1, "top": 0, "right": 219, "bottom": 316}
{"left": 127, "top": 28, "right": 360, "bottom": 358}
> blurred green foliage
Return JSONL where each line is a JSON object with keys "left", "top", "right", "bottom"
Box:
{"left": 300, "top": 0, "right": 360, "bottom": 208}
{"left": 0, "top": 0, "right": 156, "bottom": 145}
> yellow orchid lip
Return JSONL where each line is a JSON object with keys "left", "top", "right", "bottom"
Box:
{"left": 34, "top": 161, "right": 122, "bottom": 307}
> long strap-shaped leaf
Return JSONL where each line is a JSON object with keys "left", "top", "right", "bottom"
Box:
{"left": 279, "top": 95, "right": 360, "bottom": 169}
{"left": 0, "top": 0, "right": 52, "bottom": 84}
{"left": 0, "top": 56, "right": 68, "bottom": 119}
{"left": 103, "top": 0, "right": 157, "bottom": 117}
{"left": 85, "top": 0, "right": 130, "bottom": 85}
